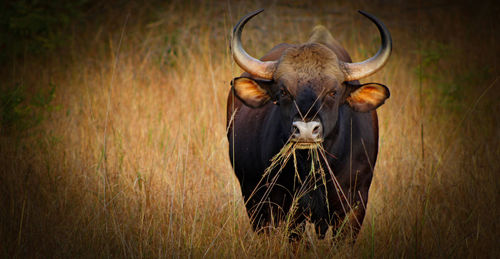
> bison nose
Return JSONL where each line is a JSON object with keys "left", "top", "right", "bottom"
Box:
{"left": 291, "top": 121, "right": 323, "bottom": 142}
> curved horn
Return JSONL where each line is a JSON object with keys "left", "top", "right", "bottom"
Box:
{"left": 342, "top": 11, "right": 392, "bottom": 81}
{"left": 231, "top": 9, "right": 277, "bottom": 79}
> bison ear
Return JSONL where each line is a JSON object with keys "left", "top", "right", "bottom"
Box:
{"left": 346, "top": 83, "right": 390, "bottom": 112}
{"left": 231, "top": 77, "right": 274, "bottom": 108}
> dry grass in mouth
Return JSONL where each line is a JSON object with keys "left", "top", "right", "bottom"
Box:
{"left": 292, "top": 140, "right": 324, "bottom": 150}
{"left": 263, "top": 140, "right": 324, "bottom": 181}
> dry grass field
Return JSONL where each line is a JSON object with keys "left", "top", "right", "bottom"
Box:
{"left": 0, "top": 0, "right": 498, "bottom": 257}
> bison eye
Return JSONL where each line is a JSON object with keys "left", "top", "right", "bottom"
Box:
{"left": 328, "top": 90, "right": 336, "bottom": 97}
{"left": 280, "top": 88, "right": 288, "bottom": 98}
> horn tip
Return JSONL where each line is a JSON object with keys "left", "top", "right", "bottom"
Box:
{"left": 248, "top": 9, "right": 265, "bottom": 17}
{"left": 357, "top": 10, "right": 371, "bottom": 18}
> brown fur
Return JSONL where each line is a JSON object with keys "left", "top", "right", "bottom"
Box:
{"left": 308, "top": 25, "right": 352, "bottom": 63}
{"left": 274, "top": 43, "right": 345, "bottom": 95}
{"left": 269, "top": 26, "right": 352, "bottom": 96}
{"left": 267, "top": 26, "right": 352, "bottom": 97}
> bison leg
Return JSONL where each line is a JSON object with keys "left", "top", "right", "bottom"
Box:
{"left": 314, "top": 219, "right": 329, "bottom": 239}
{"left": 288, "top": 220, "right": 306, "bottom": 242}
{"left": 246, "top": 198, "right": 277, "bottom": 233}
{"left": 245, "top": 188, "right": 292, "bottom": 233}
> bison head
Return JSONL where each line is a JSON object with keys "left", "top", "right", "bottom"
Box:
{"left": 230, "top": 9, "right": 391, "bottom": 145}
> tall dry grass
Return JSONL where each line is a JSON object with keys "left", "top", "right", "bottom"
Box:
{"left": 0, "top": 0, "right": 498, "bottom": 257}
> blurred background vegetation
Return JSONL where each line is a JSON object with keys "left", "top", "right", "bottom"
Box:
{"left": 0, "top": 0, "right": 87, "bottom": 62}
{"left": 0, "top": 0, "right": 88, "bottom": 134}
{"left": 0, "top": 0, "right": 153, "bottom": 134}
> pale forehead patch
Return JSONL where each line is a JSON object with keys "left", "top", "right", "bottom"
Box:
{"left": 274, "top": 43, "right": 345, "bottom": 93}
